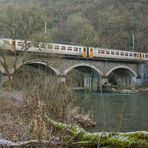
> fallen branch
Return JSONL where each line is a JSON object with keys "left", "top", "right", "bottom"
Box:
{"left": 45, "top": 114, "right": 148, "bottom": 148}
{"left": 0, "top": 139, "right": 67, "bottom": 148}
{"left": 1, "top": 115, "right": 147, "bottom": 148}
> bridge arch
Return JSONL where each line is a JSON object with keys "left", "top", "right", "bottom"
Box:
{"left": 12, "top": 59, "right": 61, "bottom": 89}
{"left": 64, "top": 63, "right": 103, "bottom": 91}
{"left": 106, "top": 65, "right": 137, "bottom": 77}
{"left": 106, "top": 65, "right": 137, "bottom": 88}
{"left": 16, "top": 59, "right": 60, "bottom": 76}
{"left": 63, "top": 63, "right": 103, "bottom": 76}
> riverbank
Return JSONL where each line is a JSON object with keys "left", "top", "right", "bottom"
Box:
{"left": 0, "top": 89, "right": 96, "bottom": 142}
{"left": 110, "top": 87, "right": 148, "bottom": 94}
{"left": 102, "top": 84, "right": 148, "bottom": 94}
{"left": 0, "top": 89, "right": 148, "bottom": 147}
{"left": 1, "top": 89, "right": 148, "bottom": 147}
{"left": 1, "top": 118, "right": 148, "bottom": 148}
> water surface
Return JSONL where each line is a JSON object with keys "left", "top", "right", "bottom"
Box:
{"left": 77, "top": 92, "right": 148, "bottom": 132}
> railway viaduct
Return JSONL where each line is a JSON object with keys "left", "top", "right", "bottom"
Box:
{"left": 0, "top": 52, "right": 147, "bottom": 90}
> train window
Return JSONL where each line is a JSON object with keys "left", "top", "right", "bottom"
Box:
{"left": 27, "top": 42, "right": 31, "bottom": 45}
{"left": 55, "top": 45, "right": 59, "bottom": 50}
{"left": 145, "top": 54, "right": 148, "bottom": 58}
{"left": 134, "top": 53, "right": 139, "bottom": 57}
{"left": 17, "top": 42, "right": 24, "bottom": 46}
{"left": 26, "top": 42, "right": 32, "bottom": 48}
{"left": 125, "top": 52, "right": 128, "bottom": 56}
{"left": 83, "top": 48, "right": 86, "bottom": 52}
{"left": 106, "top": 51, "right": 110, "bottom": 54}
{"left": 130, "top": 53, "right": 133, "bottom": 56}
{"left": 116, "top": 51, "right": 119, "bottom": 55}
{"left": 143, "top": 54, "right": 144, "bottom": 58}
{"left": 120, "top": 52, "right": 124, "bottom": 56}
{"left": 33, "top": 43, "right": 39, "bottom": 48}
{"left": 40, "top": 43, "right": 46, "bottom": 48}
{"left": 79, "top": 48, "right": 81, "bottom": 52}
{"left": 48, "top": 44, "right": 53, "bottom": 49}
{"left": 90, "top": 48, "right": 93, "bottom": 53}
{"left": 111, "top": 51, "right": 114, "bottom": 55}
{"left": 68, "top": 47, "right": 72, "bottom": 51}
{"left": 101, "top": 50, "right": 105, "bottom": 54}
{"left": 98, "top": 50, "right": 101, "bottom": 53}
{"left": 74, "top": 47, "right": 78, "bottom": 51}
{"left": 61, "top": 46, "right": 66, "bottom": 50}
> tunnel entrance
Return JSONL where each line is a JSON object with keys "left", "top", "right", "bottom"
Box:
{"left": 108, "top": 68, "right": 136, "bottom": 89}
{"left": 12, "top": 63, "right": 58, "bottom": 90}
{"left": 65, "top": 66, "right": 101, "bottom": 91}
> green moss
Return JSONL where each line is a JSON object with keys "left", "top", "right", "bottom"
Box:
{"left": 102, "top": 137, "right": 130, "bottom": 148}
{"left": 127, "top": 131, "right": 148, "bottom": 141}
{"left": 45, "top": 115, "right": 148, "bottom": 148}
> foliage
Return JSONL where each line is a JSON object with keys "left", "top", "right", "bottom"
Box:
{"left": 0, "top": 0, "right": 148, "bottom": 51}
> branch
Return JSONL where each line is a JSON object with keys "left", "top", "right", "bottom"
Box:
{"left": 0, "top": 139, "right": 67, "bottom": 147}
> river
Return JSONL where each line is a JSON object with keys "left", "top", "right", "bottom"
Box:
{"left": 76, "top": 91, "right": 148, "bottom": 132}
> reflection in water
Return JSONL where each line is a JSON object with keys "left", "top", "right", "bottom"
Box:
{"left": 76, "top": 92, "right": 148, "bottom": 132}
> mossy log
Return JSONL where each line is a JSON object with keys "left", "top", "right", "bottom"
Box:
{"left": 45, "top": 114, "right": 148, "bottom": 148}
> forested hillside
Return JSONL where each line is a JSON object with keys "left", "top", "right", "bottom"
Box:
{"left": 0, "top": 0, "right": 147, "bottom": 51}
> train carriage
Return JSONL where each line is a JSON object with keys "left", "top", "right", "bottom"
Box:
{"left": 0, "top": 38, "right": 148, "bottom": 61}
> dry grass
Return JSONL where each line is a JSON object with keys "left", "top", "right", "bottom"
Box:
{"left": 0, "top": 64, "right": 93, "bottom": 142}
{"left": 0, "top": 95, "right": 30, "bottom": 141}
{"left": 0, "top": 66, "right": 78, "bottom": 141}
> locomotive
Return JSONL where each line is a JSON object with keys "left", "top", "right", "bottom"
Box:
{"left": 0, "top": 38, "right": 148, "bottom": 61}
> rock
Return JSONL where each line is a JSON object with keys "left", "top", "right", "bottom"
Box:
{"left": 73, "top": 114, "right": 96, "bottom": 128}
{"left": 120, "top": 89, "right": 134, "bottom": 94}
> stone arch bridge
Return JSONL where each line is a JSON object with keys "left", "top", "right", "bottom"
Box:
{"left": 0, "top": 53, "right": 146, "bottom": 90}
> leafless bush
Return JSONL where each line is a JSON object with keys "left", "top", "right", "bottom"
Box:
{"left": 0, "top": 62, "right": 95, "bottom": 142}
{"left": 12, "top": 64, "right": 77, "bottom": 121}
{"left": 0, "top": 64, "right": 79, "bottom": 141}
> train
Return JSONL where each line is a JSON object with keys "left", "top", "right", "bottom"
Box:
{"left": 0, "top": 38, "right": 148, "bottom": 61}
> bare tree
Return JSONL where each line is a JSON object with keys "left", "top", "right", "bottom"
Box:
{"left": 0, "top": 5, "right": 44, "bottom": 88}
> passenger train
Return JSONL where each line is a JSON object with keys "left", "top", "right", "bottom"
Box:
{"left": 0, "top": 38, "right": 148, "bottom": 61}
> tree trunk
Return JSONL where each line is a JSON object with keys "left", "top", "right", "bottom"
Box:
{"left": 45, "top": 114, "right": 148, "bottom": 148}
